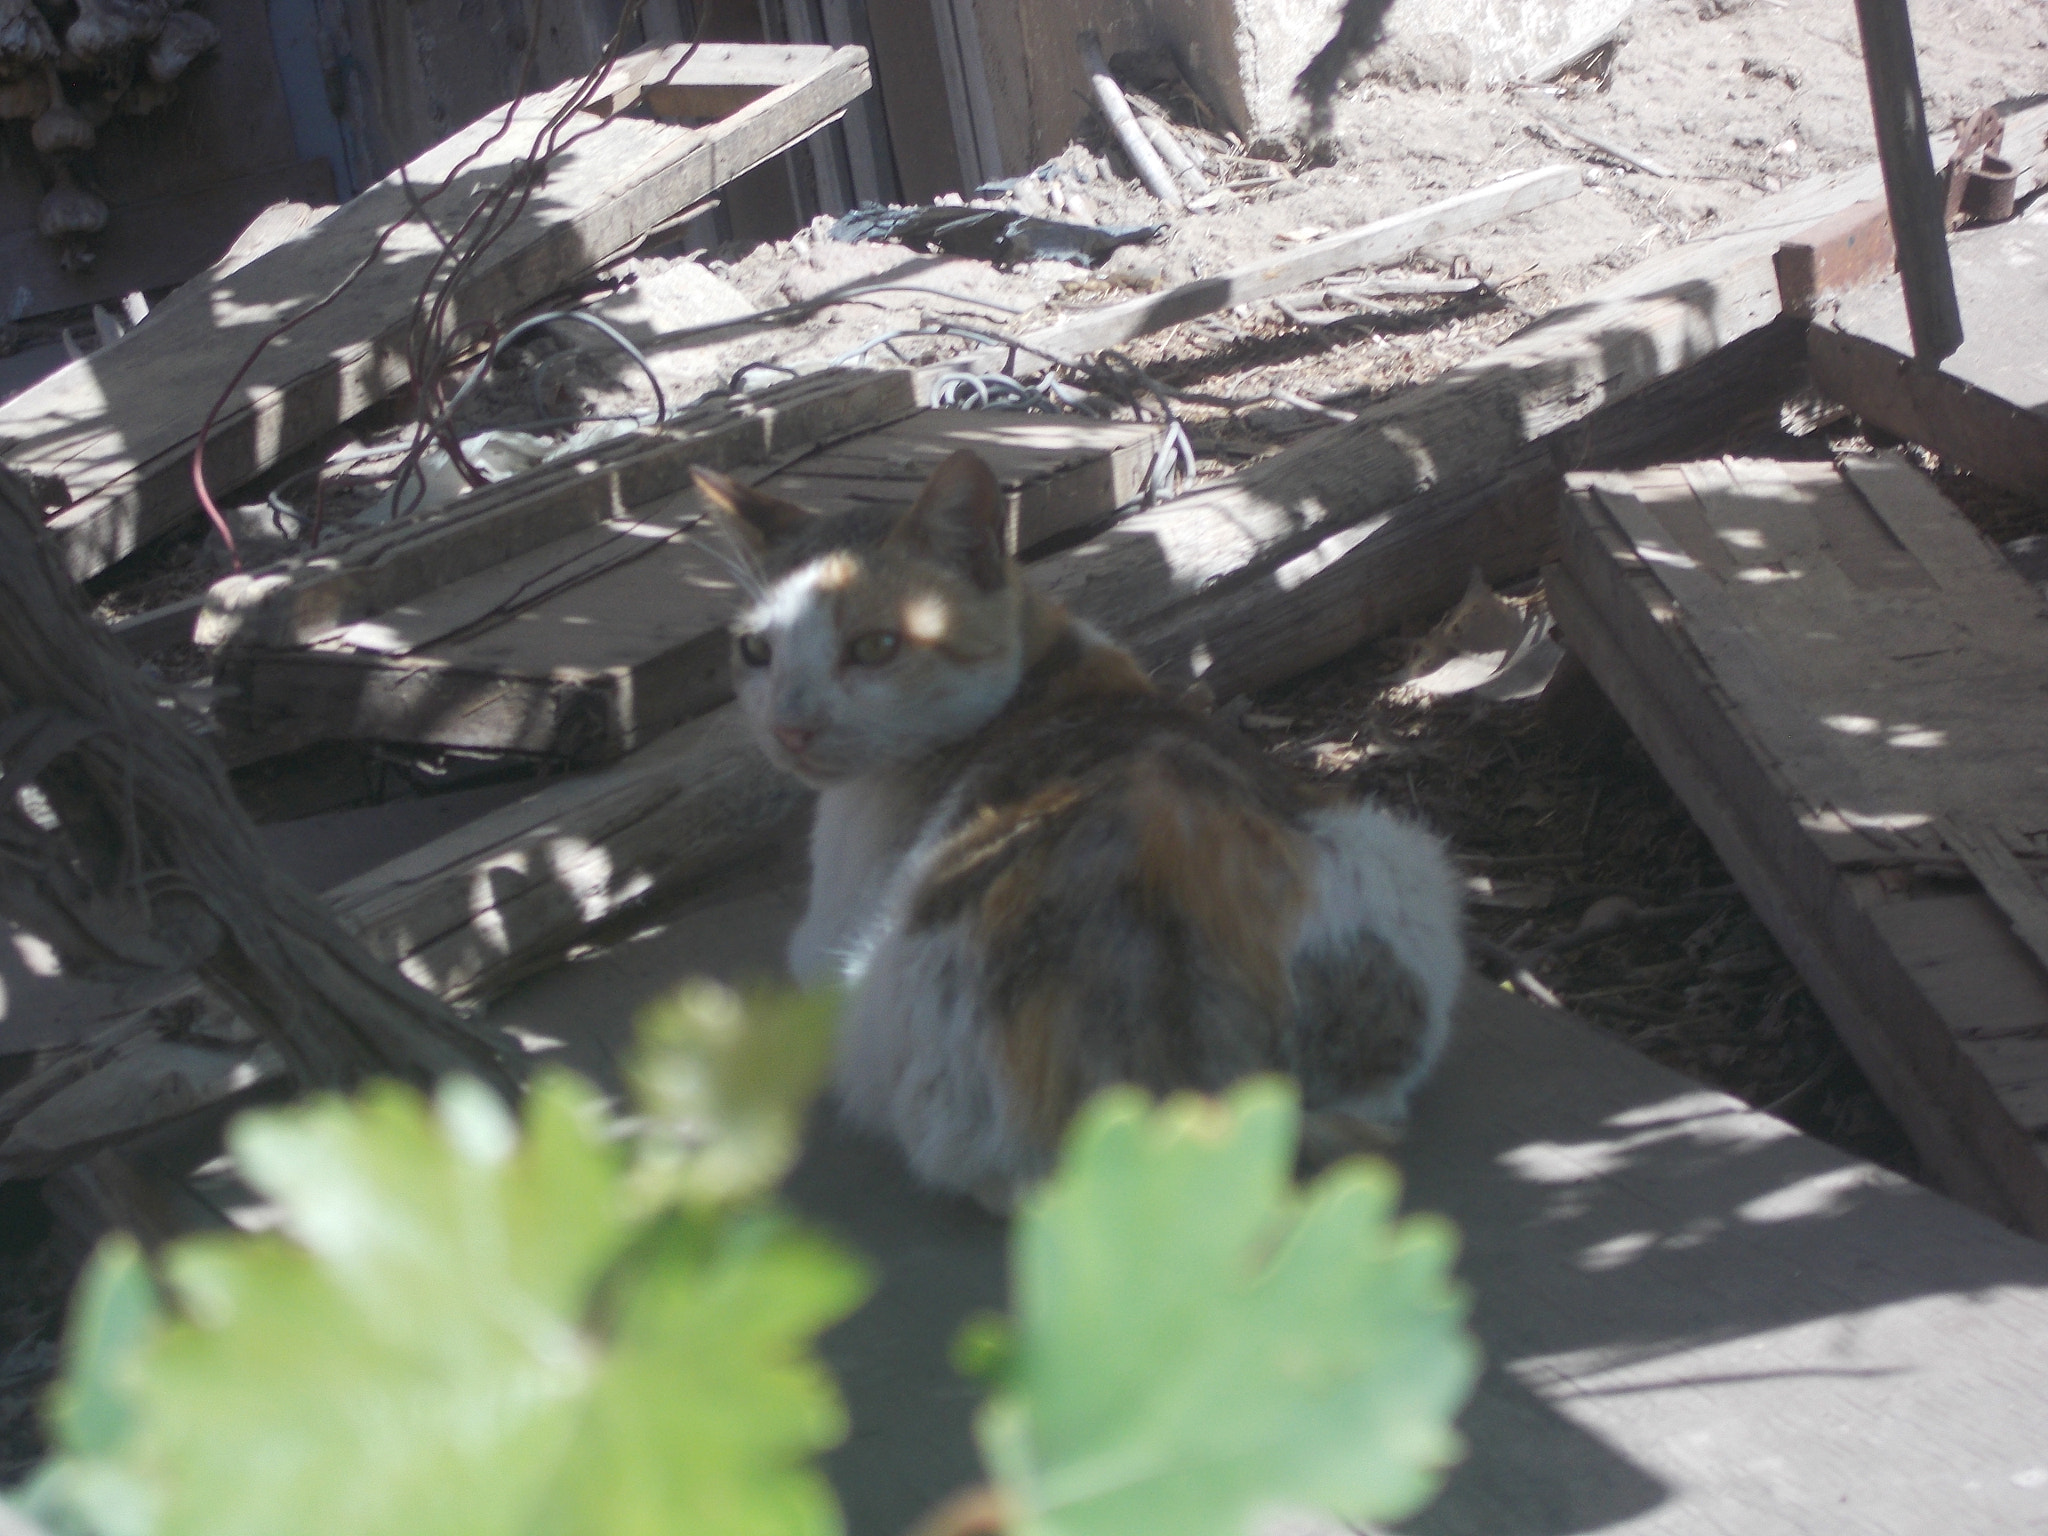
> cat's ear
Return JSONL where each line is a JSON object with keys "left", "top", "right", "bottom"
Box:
{"left": 692, "top": 466, "right": 812, "bottom": 550}
{"left": 891, "top": 450, "right": 1007, "bottom": 592}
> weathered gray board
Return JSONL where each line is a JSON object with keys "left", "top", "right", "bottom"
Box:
{"left": 1809, "top": 208, "right": 2048, "bottom": 500}
{"left": 1547, "top": 455, "right": 2048, "bottom": 1238}
{"left": 196, "top": 369, "right": 921, "bottom": 653}
{"left": 0, "top": 41, "right": 872, "bottom": 582}
{"left": 210, "top": 411, "right": 1164, "bottom": 765}
{"left": 475, "top": 880, "right": 2048, "bottom": 1536}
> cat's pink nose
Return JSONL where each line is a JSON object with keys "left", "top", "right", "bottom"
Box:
{"left": 774, "top": 724, "right": 818, "bottom": 755}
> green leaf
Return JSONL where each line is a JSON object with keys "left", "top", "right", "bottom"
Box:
{"left": 626, "top": 981, "right": 839, "bottom": 1208}
{"left": 975, "top": 1079, "right": 1479, "bottom": 1536}
{"left": 47, "top": 1234, "right": 159, "bottom": 1459}
{"left": 39, "top": 1064, "right": 866, "bottom": 1536}
{"left": 20, "top": 1233, "right": 164, "bottom": 1536}
{"left": 136, "top": 1072, "right": 632, "bottom": 1536}
{"left": 535, "top": 1210, "right": 869, "bottom": 1536}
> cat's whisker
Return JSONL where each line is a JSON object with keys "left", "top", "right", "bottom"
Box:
{"left": 691, "top": 521, "right": 768, "bottom": 602}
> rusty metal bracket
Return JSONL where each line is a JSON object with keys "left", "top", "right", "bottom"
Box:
{"left": 1943, "top": 106, "right": 2007, "bottom": 227}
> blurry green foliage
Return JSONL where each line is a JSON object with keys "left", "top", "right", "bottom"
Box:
{"left": 8, "top": 985, "right": 1475, "bottom": 1536}
{"left": 974, "top": 1081, "right": 1476, "bottom": 1536}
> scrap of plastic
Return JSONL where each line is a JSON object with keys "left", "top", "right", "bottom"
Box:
{"left": 829, "top": 203, "right": 1161, "bottom": 268}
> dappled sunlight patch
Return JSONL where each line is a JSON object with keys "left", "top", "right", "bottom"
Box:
{"left": 1501, "top": 1090, "right": 1807, "bottom": 1202}
{"left": 1737, "top": 1164, "right": 1892, "bottom": 1225}
{"left": 544, "top": 834, "right": 654, "bottom": 925}
{"left": 1885, "top": 726, "right": 1946, "bottom": 750}
{"left": 1576, "top": 1231, "right": 1658, "bottom": 1272}
{"left": 1603, "top": 1089, "right": 1761, "bottom": 1131}
{"left": 1799, "top": 807, "right": 1935, "bottom": 836}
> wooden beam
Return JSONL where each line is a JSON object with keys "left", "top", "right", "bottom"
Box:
{"left": 1773, "top": 199, "right": 1894, "bottom": 317}
{"left": 1851, "top": 0, "right": 1962, "bottom": 361}
{"left": 1, "top": 43, "right": 872, "bottom": 583}
{"left": 208, "top": 412, "right": 1164, "bottom": 767}
{"left": 1810, "top": 325, "right": 2048, "bottom": 499}
{"left": 195, "top": 368, "right": 919, "bottom": 651}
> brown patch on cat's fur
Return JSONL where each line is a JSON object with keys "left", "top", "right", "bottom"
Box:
{"left": 924, "top": 784, "right": 1087, "bottom": 908}
{"left": 1001, "top": 982, "right": 1088, "bottom": 1144}
{"left": 1127, "top": 765, "right": 1313, "bottom": 1030}
{"left": 810, "top": 552, "right": 861, "bottom": 592}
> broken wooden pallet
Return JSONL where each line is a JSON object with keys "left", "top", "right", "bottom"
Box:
{"left": 196, "top": 368, "right": 921, "bottom": 652}
{"left": 1547, "top": 453, "right": 2048, "bottom": 1237}
{"left": 22, "top": 112, "right": 2043, "bottom": 1178}
{"left": 209, "top": 408, "right": 1165, "bottom": 766}
{"left": 1808, "top": 206, "right": 2048, "bottom": 500}
{"left": 0, "top": 41, "right": 871, "bottom": 582}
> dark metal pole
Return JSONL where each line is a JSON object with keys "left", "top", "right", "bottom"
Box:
{"left": 1852, "top": 0, "right": 1963, "bottom": 362}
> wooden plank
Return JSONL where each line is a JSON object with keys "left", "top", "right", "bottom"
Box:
{"left": 1020, "top": 167, "right": 1581, "bottom": 361}
{"left": 1773, "top": 198, "right": 1894, "bottom": 317}
{"left": 494, "top": 881, "right": 2048, "bottom": 1536}
{"left": 195, "top": 368, "right": 919, "bottom": 651}
{"left": 210, "top": 413, "right": 1164, "bottom": 765}
{"left": 1543, "top": 555, "right": 2048, "bottom": 1232}
{"left": 0, "top": 42, "right": 873, "bottom": 583}
{"left": 1406, "top": 985, "right": 2048, "bottom": 1536}
{"left": 1810, "top": 210, "right": 2048, "bottom": 498}
{"left": 1550, "top": 456, "right": 2048, "bottom": 1235}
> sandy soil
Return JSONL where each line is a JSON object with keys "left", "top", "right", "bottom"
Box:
{"left": 523, "top": 0, "right": 2045, "bottom": 483}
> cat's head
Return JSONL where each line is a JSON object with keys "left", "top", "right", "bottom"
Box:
{"left": 693, "top": 450, "right": 1028, "bottom": 786}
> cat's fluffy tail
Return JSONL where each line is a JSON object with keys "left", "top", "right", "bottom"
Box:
{"left": 1290, "top": 800, "right": 1466, "bottom": 1129}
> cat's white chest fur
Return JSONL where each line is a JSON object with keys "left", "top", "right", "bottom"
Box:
{"left": 788, "top": 776, "right": 920, "bottom": 985}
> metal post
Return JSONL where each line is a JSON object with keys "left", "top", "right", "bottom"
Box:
{"left": 1852, "top": 0, "right": 1963, "bottom": 363}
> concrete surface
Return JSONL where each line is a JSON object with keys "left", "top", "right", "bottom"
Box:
{"left": 485, "top": 853, "right": 2048, "bottom": 1536}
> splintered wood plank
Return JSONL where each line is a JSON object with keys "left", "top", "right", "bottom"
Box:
{"left": 211, "top": 412, "right": 1164, "bottom": 766}
{"left": 761, "top": 409, "right": 1161, "bottom": 549}
{"left": 196, "top": 369, "right": 920, "bottom": 651}
{"left": 0, "top": 42, "right": 871, "bottom": 582}
{"left": 1548, "top": 452, "right": 2048, "bottom": 1237}
{"left": 1809, "top": 211, "right": 2048, "bottom": 498}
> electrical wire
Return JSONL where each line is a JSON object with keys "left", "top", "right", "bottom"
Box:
{"left": 444, "top": 310, "right": 669, "bottom": 424}
{"left": 843, "top": 320, "right": 1201, "bottom": 504}
{"left": 264, "top": 413, "right": 648, "bottom": 535}
{"left": 189, "top": 0, "right": 560, "bottom": 569}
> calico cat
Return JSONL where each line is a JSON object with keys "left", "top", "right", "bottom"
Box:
{"left": 693, "top": 450, "right": 1464, "bottom": 1201}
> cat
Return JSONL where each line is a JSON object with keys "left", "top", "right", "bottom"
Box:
{"left": 693, "top": 449, "right": 1464, "bottom": 1202}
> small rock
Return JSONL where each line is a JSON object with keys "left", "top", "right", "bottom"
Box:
{"left": 1740, "top": 57, "right": 1802, "bottom": 88}
{"left": 1577, "top": 895, "right": 1642, "bottom": 935}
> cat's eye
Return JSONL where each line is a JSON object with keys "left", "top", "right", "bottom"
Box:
{"left": 845, "top": 630, "right": 901, "bottom": 667}
{"left": 736, "top": 632, "right": 772, "bottom": 667}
